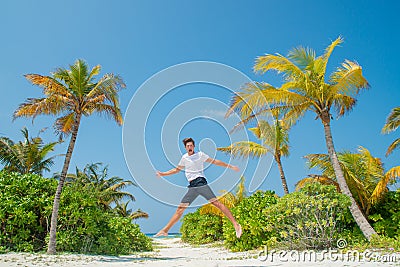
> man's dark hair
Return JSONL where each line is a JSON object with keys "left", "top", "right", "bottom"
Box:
{"left": 182, "top": 137, "right": 195, "bottom": 146}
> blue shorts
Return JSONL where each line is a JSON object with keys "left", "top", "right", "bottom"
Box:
{"left": 181, "top": 177, "right": 217, "bottom": 204}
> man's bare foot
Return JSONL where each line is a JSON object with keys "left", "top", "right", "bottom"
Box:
{"left": 235, "top": 224, "right": 242, "bottom": 238}
{"left": 153, "top": 230, "right": 168, "bottom": 237}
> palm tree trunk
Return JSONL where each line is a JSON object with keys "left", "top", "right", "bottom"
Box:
{"left": 275, "top": 154, "right": 289, "bottom": 194}
{"left": 47, "top": 114, "right": 81, "bottom": 254}
{"left": 321, "top": 116, "right": 376, "bottom": 241}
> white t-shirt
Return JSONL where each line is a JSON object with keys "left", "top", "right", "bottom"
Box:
{"left": 178, "top": 151, "right": 210, "bottom": 182}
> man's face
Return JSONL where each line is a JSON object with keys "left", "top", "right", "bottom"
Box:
{"left": 185, "top": 142, "right": 195, "bottom": 155}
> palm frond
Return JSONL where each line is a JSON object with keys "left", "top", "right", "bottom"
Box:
{"left": 321, "top": 36, "right": 344, "bottom": 74}
{"left": 386, "top": 138, "right": 400, "bottom": 156}
{"left": 13, "top": 96, "right": 68, "bottom": 120}
{"left": 370, "top": 166, "right": 400, "bottom": 204}
{"left": 83, "top": 103, "right": 123, "bottom": 125}
{"left": 382, "top": 107, "right": 400, "bottom": 134}
{"left": 227, "top": 82, "right": 309, "bottom": 123}
{"left": 331, "top": 93, "right": 356, "bottom": 117}
{"left": 330, "top": 60, "right": 369, "bottom": 96}
{"left": 69, "top": 59, "right": 90, "bottom": 96}
{"left": 287, "top": 46, "right": 316, "bottom": 71}
{"left": 54, "top": 113, "right": 76, "bottom": 134}
{"left": 217, "top": 141, "right": 270, "bottom": 159}
{"left": 87, "top": 74, "right": 125, "bottom": 104}
{"left": 254, "top": 53, "right": 306, "bottom": 81}
{"left": 130, "top": 209, "right": 149, "bottom": 220}
{"left": 24, "top": 74, "right": 72, "bottom": 98}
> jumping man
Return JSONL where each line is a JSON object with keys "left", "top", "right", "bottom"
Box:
{"left": 155, "top": 137, "right": 242, "bottom": 238}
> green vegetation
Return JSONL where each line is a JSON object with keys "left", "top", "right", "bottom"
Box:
{"left": 369, "top": 189, "right": 400, "bottom": 238}
{"left": 297, "top": 147, "right": 400, "bottom": 216}
{"left": 223, "top": 190, "right": 277, "bottom": 251}
{"left": 218, "top": 114, "right": 291, "bottom": 194}
{"left": 180, "top": 210, "right": 223, "bottom": 244}
{"left": 14, "top": 59, "right": 126, "bottom": 253}
{"left": 0, "top": 171, "right": 55, "bottom": 252}
{"left": 1, "top": 38, "right": 399, "bottom": 256}
{"left": 0, "top": 127, "right": 59, "bottom": 175}
{"left": 382, "top": 106, "right": 400, "bottom": 156}
{"left": 227, "top": 36, "right": 377, "bottom": 240}
{"left": 0, "top": 171, "right": 152, "bottom": 254}
{"left": 265, "top": 183, "right": 351, "bottom": 250}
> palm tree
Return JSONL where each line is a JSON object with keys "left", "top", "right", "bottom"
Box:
{"left": 382, "top": 107, "right": 400, "bottom": 156}
{"left": 228, "top": 37, "right": 377, "bottom": 240}
{"left": 296, "top": 147, "right": 400, "bottom": 216}
{"left": 0, "top": 127, "right": 59, "bottom": 175}
{"left": 114, "top": 200, "right": 149, "bottom": 220}
{"left": 60, "top": 163, "right": 136, "bottom": 209}
{"left": 218, "top": 112, "right": 290, "bottom": 194}
{"left": 13, "top": 59, "right": 125, "bottom": 253}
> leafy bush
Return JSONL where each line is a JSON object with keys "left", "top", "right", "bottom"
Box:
{"left": 369, "top": 189, "right": 400, "bottom": 238}
{"left": 223, "top": 190, "right": 278, "bottom": 251}
{"left": 265, "top": 183, "right": 351, "bottom": 250}
{"left": 96, "top": 217, "right": 152, "bottom": 254}
{"left": 0, "top": 171, "right": 56, "bottom": 252}
{"left": 0, "top": 171, "right": 152, "bottom": 254}
{"left": 51, "top": 182, "right": 152, "bottom": 254}
{"left": 180, "top": 210, "right": 223, "bottom": 244}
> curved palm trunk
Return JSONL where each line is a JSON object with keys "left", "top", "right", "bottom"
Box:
{"left": 274, "top": 153, "right": 289, "bottom": 194}
{"left": 47, "top": 114, "right": 81, "bottom": 254}
{"left": 321, "top": 115, "right": 376, "bottom": 241}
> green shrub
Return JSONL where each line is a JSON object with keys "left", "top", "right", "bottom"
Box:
{"left": 0, "top": 171, "right": 56, "bottom": 252}
{"left": 223, "top": 190, "right": 278, "bottom": 251}
{"left": 369, "top": 189, "right": 400, "bottom": 238}
{"left": 96, "top": 217, "right": 152, "bottom": 254}
{"left": 53, "top": 182, "right": 152, "bottom": 255}
{"left": 0, "top": 171, "right": 152, "bottom": 254}
{"left": 265, "top": 183, "right": 351, "bottom": 250}
{"left": 180, "top": 210, "right": 223, "bottom": 244}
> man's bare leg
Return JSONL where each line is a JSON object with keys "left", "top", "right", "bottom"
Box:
{"left": 154, "top": 203, "right": 189, "bottom": 237}
{"left": 211, "top": 199, "right": 242, "bottom": 238}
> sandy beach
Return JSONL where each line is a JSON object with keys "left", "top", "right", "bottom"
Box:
{"left": 0, "top": 237, "right": 399, "bottom": 267}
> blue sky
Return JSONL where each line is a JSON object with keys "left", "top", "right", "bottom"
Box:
{"left": 1, "top": 1, "right": 399, "bottom": 233}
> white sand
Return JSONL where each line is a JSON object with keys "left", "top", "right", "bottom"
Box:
{"left": 0, "top": 238, "right": 399, "bottom": 266}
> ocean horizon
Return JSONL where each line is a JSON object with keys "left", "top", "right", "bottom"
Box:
{"left": 145, "top": 232, "right": 182, "bottom": 238}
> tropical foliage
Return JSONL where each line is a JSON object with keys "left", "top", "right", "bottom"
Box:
{"left": 382, "top": 106, "right": 400, "bottom": 156}
{"left": 223, "top": 190, "right": 277, "bottom": 251}
{"left": 0, "top": 171, "right": 56, "bottom": 252}
{"left": 264, "top": 183, "right": 351, "bottom": 250}
{"left": 0, "top": 171, "right": 152, "bottom": 254}
{"left": 296, "top": 147, "right": 400, "bottom": 216}
{"left": 0, "top": 128, "right": 59, "bottom": 175}
{"left": 114, "top": 201, "right": 149, "bottom": 220}
{"left": 180, "top": 210, "right": 224, "bottom": 244}
{"left": 227, "top": 36, "right": 376, "bottom": 240}
{"left": 55, "top": 180, "right": 151, "bottom": 254}
{"left": 14, "top": 59, "right": 126, "bottom": 253}
{"left": 57, "top": 163, "right": 136, "bottom": 210}
{"left": 369, "top": 189, "right": 400, "bottom": 238}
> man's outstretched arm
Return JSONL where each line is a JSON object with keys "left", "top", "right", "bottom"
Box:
{"left": 156, "top": 166, "right": 184, "bottom": 177}
{"left": 206, "top": 158, "right": 240, "bottom": 172}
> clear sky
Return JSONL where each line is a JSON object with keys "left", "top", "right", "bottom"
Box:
{"left": 1, "top": 0, "right": 399, "bottom": 233}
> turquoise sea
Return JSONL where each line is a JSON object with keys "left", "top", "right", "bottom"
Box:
{"left": 145, "top": 233, "right": 182, "bottom": 238}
